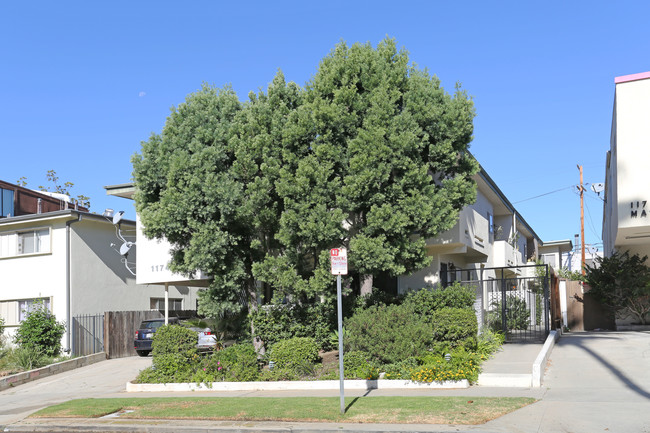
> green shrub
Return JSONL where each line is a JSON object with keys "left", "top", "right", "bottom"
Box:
{"left": 270, "top": 337, "right": 320, "bottom": 370}
{"left": 487, "top": 295, "right": 530, "bottom": 332}
{"left": 342, "top": 350, "right": 379, "bottom": 379}
{"left": 250, "top": 301, "right": 335, "bottom": 350}
{"left": 14, "top": 301, "right": 65, "bottom": 357}
{"left": 13, "top": 346, "right": 48, "bottom": 370}
{"left": 430, "top": 307, "right": 478, "bottom": 348}
{"left": 213, "top": 343, "right": 260, "bottom": 382}
{"left": 476, "top": 328, "right": 505, "bottom": 357}
{"left": 382, "top": 357, "right": 418, "bottom": 380}
{"left": 345, "top": 303, "right": 433, "bottom": 365}
{"left": 403, "top": 282, "right": 476, "bottom": 321}
{"left": 150, "top": 324, "right": 199, "bottom": 382}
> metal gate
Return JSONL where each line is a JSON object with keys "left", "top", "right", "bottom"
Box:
{"left": 443, "top": 264, "right": 550, "bottom": 343}
{"left": 71, "top": 314, "right": 104, "bottom": 357}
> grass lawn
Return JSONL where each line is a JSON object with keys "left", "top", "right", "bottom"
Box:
{"left": 32, "top": 396, "right": 536, "bottom": 425}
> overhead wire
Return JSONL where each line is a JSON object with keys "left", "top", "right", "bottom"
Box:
{"left": 512, "top": 185, "right": 576, "bottom": 204}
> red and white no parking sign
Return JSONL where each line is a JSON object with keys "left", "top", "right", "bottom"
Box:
{"left": 330, "top": 248, "right": 348, "bottom": 275}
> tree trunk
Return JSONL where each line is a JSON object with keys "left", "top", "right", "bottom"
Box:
{"left": 247, "top": 281, "right": 266, "bottom": 356}
{"left": 360, "top": 273, "right": 373, "bottom": 296}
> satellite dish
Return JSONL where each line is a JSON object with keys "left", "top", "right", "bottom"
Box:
{"left": 112, "top": 210, "right": 125, "bottom": 225}
{"left": 119, "top": 242, "right": 133, "bottom": 256}
{"left": 591, "top": 183, "right": 605, "bottom": 194}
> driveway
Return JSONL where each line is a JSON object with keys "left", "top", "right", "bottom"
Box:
{"left": 0, "top": 356, "right": 151, "bottom": 425}
{"left": 483, "top": 331, "right": 650, "bottom": 433}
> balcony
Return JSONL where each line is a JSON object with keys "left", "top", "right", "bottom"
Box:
{"left": 493, "top": 240, "right": 522, "bottom": 268}
{"left": 425, "top": 208, "right": 489, "bottom": 262}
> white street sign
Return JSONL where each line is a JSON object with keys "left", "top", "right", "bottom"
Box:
{"left": 330, "top": 248, "right": 348, "bottom": 275}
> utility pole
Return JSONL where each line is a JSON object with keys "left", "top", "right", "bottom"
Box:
{"left": 577, "top": 165, "right": 586, "bottom": 275}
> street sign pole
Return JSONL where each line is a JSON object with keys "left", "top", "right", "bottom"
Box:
{"left": 337, "top": 273, "right": 344, "bottom": 415}
{"left": 330, "top": 248, "right": 347, "bottom": 415}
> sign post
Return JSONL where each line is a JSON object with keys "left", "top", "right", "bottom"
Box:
{"left": 330, "top": 248, "right": 347, "bottom": 415}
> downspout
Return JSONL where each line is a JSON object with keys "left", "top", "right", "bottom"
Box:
{"left": 65, "top": 213, "right": 82, "bottom": 353}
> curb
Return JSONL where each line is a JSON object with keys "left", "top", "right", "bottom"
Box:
{"left": 3, "top": 419, "right": 475, "bottom": 433}
{"left": 0, "top": 352, "right": 106, "bottom": 391}
{"left": 532, "top": 330, "right": 559, "bottom": 387}
{"left": 126, "top": 378, "right": 470, "bottom": 392}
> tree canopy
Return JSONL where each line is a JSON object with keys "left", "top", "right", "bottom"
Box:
{"left": 132, "top": 38, "right": 478, "bottom": 346}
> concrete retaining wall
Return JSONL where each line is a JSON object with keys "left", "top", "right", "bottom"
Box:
{"left": 0, "top": 352, "right": 106, "bottom": 391}
{"left": 127, "top": 379, "right": 469, "bottom": 392}
{"left": 532, "top": 330, "right": 560, "bottom": 387}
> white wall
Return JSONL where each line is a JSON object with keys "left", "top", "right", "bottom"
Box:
{"left": 608, "top": 76, "right": 650, "bottom": 253}
{"left": 0, "top": 217, "right": 69, "bottom": 342}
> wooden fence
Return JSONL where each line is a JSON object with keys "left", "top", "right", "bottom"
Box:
{"left": 103, "top": 310, "right": 197, "bottom": 359}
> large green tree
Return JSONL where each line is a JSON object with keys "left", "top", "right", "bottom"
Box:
{"left": 132, "top": 38, "right": 478, "bottom": 349}
{"left": 268, "top": 39, "right": 478, "bottom": 295}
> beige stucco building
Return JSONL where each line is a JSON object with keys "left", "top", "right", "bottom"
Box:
{"left": 398, "top": 166, "right": 543, "bottom": 292}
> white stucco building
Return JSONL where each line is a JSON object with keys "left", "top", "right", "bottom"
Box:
{"left": 603, "top": 71, "right": 650, "bottom": 259}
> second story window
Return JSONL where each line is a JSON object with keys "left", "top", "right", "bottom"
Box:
{"left": 0, "top": 227, "right": 51, "bottom": 257}
{"left": 18, "top": 229, "right": 50, "bottom": 255}
{"left": 0, "top": 188, "right": 14, "bottom": 217}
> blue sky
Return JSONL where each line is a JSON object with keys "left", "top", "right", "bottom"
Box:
{"left": 2, "top": 1, "right": 648, "bottom": 252}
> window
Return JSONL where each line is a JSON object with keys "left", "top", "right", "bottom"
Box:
{"left": 150, "top": 298, "right": 182, "bottom": 311}
{"left": 0, "top": 188, "right": 14, "bottom": 217}
{"left": 18, "top": 298, "right": 51, "bottom": 322}
{"left": 0, "top": 227, "right": 51, "bottom": 258}
{"left": 17, "top": 228, "right": 50, "bottom": 255}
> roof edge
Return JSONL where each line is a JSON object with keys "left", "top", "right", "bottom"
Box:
{"left": 615, "top": 71, "right": 650, "bottom": 84}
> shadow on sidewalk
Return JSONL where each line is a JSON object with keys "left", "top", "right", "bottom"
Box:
{"left": 565, "top": 332, "right": 650, "bottom": 401}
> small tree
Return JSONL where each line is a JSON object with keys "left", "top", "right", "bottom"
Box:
{"left": 14, "top": 301, "right": 65, "bottom": 357}
{"left": 585, "top": 251, "right": 650, "bottom": 325}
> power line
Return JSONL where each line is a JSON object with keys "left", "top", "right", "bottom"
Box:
{"left": 512, "top": 185, "right": 575, "bottom": 204}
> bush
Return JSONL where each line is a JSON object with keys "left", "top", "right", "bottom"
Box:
{"left": 213, "top": 343, "right": 260, "bottom": 382}
{"left": 487, "top": 295, "right": 530, "bottom": 332}
{"left": 13, "top": 346, "right": 48, "bottom": 370}
{"left": 476, "top": 328, "right": 505, "bottom": 357}
{"left": 383, "top": 357, "right": 418, "bottom": 380}
{"left": 250, "top": 301, "right": 335, "bottom": 350}
{"left": 430, "top": 307, "right": 478, "bottom": 348}
{"left": 403, "top": 282, "right": 476, "bottom": 321}
{"left": 342, "top": 350, "right": 379, "bottom": 379}
{"left": 345, "top": 303, "right": 433, "bottom": 365}
{"left": 270, "top": 337, "right": 320, "bottom": 376}
{"left": 14, "top": 301, "right": 65, "bottom": 357}
{"left": 150, "top": 324, "right": 200, "bottom": 382}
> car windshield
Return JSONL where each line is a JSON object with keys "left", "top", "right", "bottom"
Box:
{"left": 139, "top": 320, "right": 165, "bottom": 330}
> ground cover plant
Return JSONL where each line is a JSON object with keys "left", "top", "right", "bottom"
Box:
{"left": 31, "top": 396, "right": 536, "bottom": 425}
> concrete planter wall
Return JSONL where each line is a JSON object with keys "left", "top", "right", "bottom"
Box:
{"left": 0, "top": 352, "right": 106, "bottom": 391}
{"left": 127, "top": 379, "right": 469, "bottom": 392}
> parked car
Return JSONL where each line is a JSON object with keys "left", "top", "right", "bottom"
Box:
{"left": 133, "top": 318, "right": 217, "bottom": 357}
